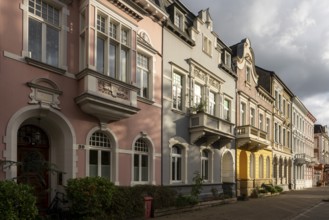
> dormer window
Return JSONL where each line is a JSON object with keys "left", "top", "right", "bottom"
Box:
{"left": 203, "top": 36, "right": 212, "bottom": 56}
{"left": 174, "top": 10, "right": 184, "bottom": 30}
{"left": 225, "top": 52, "right": 231, "bottom": 67}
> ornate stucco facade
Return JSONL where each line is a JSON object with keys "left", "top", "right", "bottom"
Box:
{"left": 231, "top": 39, "right": 274, "bottom": 196}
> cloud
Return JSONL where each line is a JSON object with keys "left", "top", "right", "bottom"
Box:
{"left": 180, "top": 0, "right": 329, "bottom": 126}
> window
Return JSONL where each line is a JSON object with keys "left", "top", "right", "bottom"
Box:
{"left": 266, "top": 157, "right": 270, "bottom": 178}
{"left": 246, "top": 66, "right": 251, "bottom": 82}
{"left": 134, "top": 138, "right": 149, "bottom": 182}
{"left": 250, "top": 153, "right": 255, "bottom": 179}
{"left": 266, "top": 117, "right": 270, "bottom": 134}
{"left": 28, "top": 0, "right": 60, "bottom": 67}
{"left": 283, "top": 99, "right": 286, "bottom": 116}
{"left": 241, "top": 102, "right": 246, "bottom": 125}
{"left": 275, "top": 91, "right": 278, "bottom": 108}
{"left": 208, "top": 91, "right": 215, "bottom": 115}
{"left": 250, "top": 108, "right": 255, "bottom": 126}
{"left": 201, "top": 150, "right": 209, "bottom": 181}
{"left": 172, "top": 72, "right": 183, "bottom": 110}
{"left": 95, "top": 14, "right": 131, "bottom": 83}
{"left": 137, "top": 53, "right": 149, "bottom": 98}
{"left": 194, "top": 84, "right": 202, "bottom": 105}
{"left": 224, "top": 99, "right": 231, "bottom": 121}
{"left": 203, "top": 36, "right": 212, "bottom": 56}
{"left": 279, "top": 125, "right": 282, "bottom": 144}
{"left": 174, "top": 11, "right": 183, "bottom": 29}
{"left": 279, "top": 94, "right": 282, "bottom": 111}
{"left": 283, "top": 128, "right": 286, "bottom": 146}
{"left": 225, "top": 52, "right": 231, "bottom": 67}
{"left": 171, "top": 145, "right": 182, "bottom": 181}
{"left": 259, "top": 156, "right": 264, "bottom": 178}
{"left": 89, "top": 131, "right": 111, "bottom": 179}
{"left": 259, "top": 114, "right": 264, "bottom": 130}
{"left": 275, "top": 123, "right": 278, "bottom": 143}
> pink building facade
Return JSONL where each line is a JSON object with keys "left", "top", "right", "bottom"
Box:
{"left": 0, "top": 0, "right": 166, "bottom": 207}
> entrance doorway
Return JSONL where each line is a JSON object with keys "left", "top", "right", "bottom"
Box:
{"left": 17, "top": 125, "right": 50, "bottom": 211}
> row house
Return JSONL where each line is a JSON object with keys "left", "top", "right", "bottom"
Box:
{"left": 291, "top": 97, "right": 316, "bottom": 189}
{"left": 257, "top": 66, "right": 294, "bottom": 190}
{"left": 231, "top": 39, "right": 274, "bottom": 197}
{"left": 0, "top": 0, "right": 166, "bottom": 209}
{"left": 314, "top": 125, "right": 329, "bottom": 185}
{"left": 161, "top": 0, "right": 237, "bottom": 197}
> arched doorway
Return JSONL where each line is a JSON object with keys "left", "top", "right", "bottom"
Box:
{"left": 222, "top": 151, "right": 234, "bottom": 182}
{"left": 17, "top": 125, "right": 50, "bottom": 211}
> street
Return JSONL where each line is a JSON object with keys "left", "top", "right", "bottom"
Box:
{"left": 155, "top": 186, "right": 329, "bottom": 220}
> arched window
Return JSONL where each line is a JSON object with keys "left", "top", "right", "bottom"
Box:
{"left": 134, "top": 138, "right": 149, "bottom": 182}
{"left": 201, "top": 150, "right": 209, "bottom": 181}
{"left": 259, "top": 155, "right": 264, "bottom": 178}
{"left": 250, "top": 153, "right": 255, "bottom": 179}
{"left": 266, "top": 156, "right": 271, "bottom": 178}
{"left": 171, "top": 145, "right": 182, "bottom": 181}
{"left": 89, "top": 131, "right": 111, "bottom": 179}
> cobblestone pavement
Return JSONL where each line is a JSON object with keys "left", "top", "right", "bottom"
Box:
{"left": 154, "top": 186, "right": 329, "bottom": 220}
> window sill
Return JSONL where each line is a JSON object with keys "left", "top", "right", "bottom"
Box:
{"left": 138, "top": 96, "right": 155, "bottom": 105}
{"left": 25, "top": 57, "right": 66, "bottom": 75}
{"left": 171, "top": 108, "right": 186, "bottom": 115}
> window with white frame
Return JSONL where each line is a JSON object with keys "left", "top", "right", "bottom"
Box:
{"left": 208, "top": 91, "right": 215, "bottom": 115}
{"left": 283, "top": 128, "right": 286, "bottom": 146}
{"left": 250, "top": 108, "right": 255, "bottom": 126}
{"left": 275, "top": 123, "right": 278, "bottom": 143}
{"left": 275, "top": 91, "right": 279, "bottom": 108}
{"left": 203, "top": 36, "right": 212, "bottom": 56}
{"left": 201, "top": 150, "right": 209, "bottom": 181}
{"left": 134, "top": 138, "right": 149, "bottom": 182}
{"left": 172, "top": 72, "right": 183, "bottom": 111}
{"left": 28, "top": 0, "right": 62, "bottom": 67}
{"left": 225, "top": 52, "right": 231, "bottom": 67}
{"left": 194, "top": 83, "right": 202, "bottom": 105}
{"left": 240, "top": 102, "right": 246, "bottom": 126}
{"left": 259, "top": 155, "right": 264, "bottom": 178}
{"left": 171, "top": 145, "right": 182, "bottom": 182}
{"left": 89, "top": 131, "right": 111, "bottom": 179}
{"left": 279, "top": 125, "right": 282, "bottom": 144}
{"left": 96, "top": 13, "right": 132, "bottom": 83}
{"left": 259, "top": 113, "right": 264, "bottom": 130}
{"left": 246, "top": 66, "right": 251, "bottom": 82}
{"left": 224, "top": 99, "right": 231, "bottom": 121}
{"left": 250, "top": 153, "right": 255, "bottom": 179}
{"left": 266, "top": 117, "right": 270, "bottom": 135}
{"left": 266, "top": 156, "right": 270, "bottom": 178}
{"left": 137, "top": 53, "right": 150, "bottom": 99}
{"left": 174, "top": 10, "right": 184, "bottom": 30}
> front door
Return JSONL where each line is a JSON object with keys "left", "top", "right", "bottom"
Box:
{"left": 17, "top": 125, "right": 50, "bottom": 211}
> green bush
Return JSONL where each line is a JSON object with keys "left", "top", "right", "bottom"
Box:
{"left": 274, "top": 185, "right": 283, "bottom": 193}
{"left": 0, "top": 180, "right": 38, "bottom": 220}
{"left": 66, "top": 176, "right": 116, "bottom": 219}
{"left": 109, "top": 185, "right": 177, "bottom": 220}
{"left": 175, "top": 195, "right": 198, "bottom": 207}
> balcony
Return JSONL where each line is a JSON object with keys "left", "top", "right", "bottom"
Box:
{"left": 236, "top": 125, "right": 270, "bottom": 151}
{"left": 75, "top": 68, "right": 140, "bottom": 123}
{"left": 294, "top": 153, "right": 312, "bottom": 165}
{"left": 189, "top": 112, "right": 234, "bottom": 148}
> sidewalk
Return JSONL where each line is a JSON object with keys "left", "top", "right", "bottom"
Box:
{"left": 154, "top": 186, "right": 329, "bottom": 220}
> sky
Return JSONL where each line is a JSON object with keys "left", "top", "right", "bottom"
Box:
{"left": 180, "top": 0, "right": 329, "bottom": 126}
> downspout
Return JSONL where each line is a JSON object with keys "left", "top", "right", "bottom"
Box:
{"left": 161, "top": 20, "right": 164, "bottom": 186}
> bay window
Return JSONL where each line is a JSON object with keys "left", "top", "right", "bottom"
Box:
{"left": 95, "top": 13, "right": 132, "bottom": 83}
